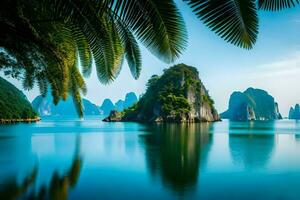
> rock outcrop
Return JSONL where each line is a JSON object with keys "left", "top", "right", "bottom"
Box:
{"left": 221, "top": 88, "right": 282, "bottom": 121}
{"left": 103, "top": 64, "right": 220, "bottom": 123}
{"left": 289, "top": 104, "right": 300, "bottom": 119}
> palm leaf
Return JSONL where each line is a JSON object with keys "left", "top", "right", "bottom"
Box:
{"left": 115, "top": 20, "right": 141, "bottom": 79}
{"left": 258, "top": 0, "right": 300, "bottom": 10}
{"left": 185, "top": 0, "right": 259, "bottom": 49}
{"left": 107, "top": 0, "right": 187, "bottom": 62}
{"left": 72, "top": 26, "right": 93, "bottom": 78}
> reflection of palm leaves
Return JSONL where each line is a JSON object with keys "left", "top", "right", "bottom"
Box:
{"left": 0, "top": 166, "right": 38, "bottom": 200}
{"left": 49, "top": 172, "right": 69, "bottom": 200}
{"left": 69, "top": 155, "right": 83, "bottom": 188}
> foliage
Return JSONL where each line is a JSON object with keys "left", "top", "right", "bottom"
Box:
{"left": 160, "top": 94, "right": 191, "bottom": 117}
{"left": 124, "top": 64, "right": 213, "bottom": 120}
{"left": 202, "top": 94, "right": 214, "bottom": 107}
{"left": 0, "top": 77, "right": 37, "bottom": 119}
{"left": 185, "top": 0, "right": 300, "bottom": 49}
{"left": 0, "top": 0, "right": 187, "bottom": 117}
{"left": 0, "top": 0, "right": 298, "bottom": 117}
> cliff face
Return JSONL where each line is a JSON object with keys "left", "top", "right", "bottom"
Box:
{"left": 289, "top": 104, "right": 300, "bottom": 119}
{"left": 104, "top": 64, "right": 219, "bottom": 123}
{"left": 221, "top": 88, "right": 282, "bottom": 121}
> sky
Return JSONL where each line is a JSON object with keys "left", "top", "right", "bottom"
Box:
{"left": 3, "top": 2, "right": 300, "bottom": 117}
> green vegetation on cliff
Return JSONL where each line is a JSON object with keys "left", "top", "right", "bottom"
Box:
{"left": 0, "top": 77, "right": 37, "bottom": 119}
{"left": 118, "top": 64, "right": 219, "bottom": 122}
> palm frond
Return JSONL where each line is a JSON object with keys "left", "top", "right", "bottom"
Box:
{"left": 258, "top": 0, "right": 300, "bottom": 11}
{"left": 185, "top": 0, "right": 259, "bottom": 49}
{"left": 108, "top": 0, "right": 187, "bottom": 62}
{"left": 72, "top": 27, "right": 93, "bottom": 78}
{"left": 115, "top": 20, "right": 141, "bottom": 79}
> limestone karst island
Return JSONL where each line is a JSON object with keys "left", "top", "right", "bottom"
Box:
{"left": 1, "top": 1, "right": 300, "bottom": 199}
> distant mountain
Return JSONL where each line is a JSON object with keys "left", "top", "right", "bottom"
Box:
{"left": 221, "top": 88, "right": 282, "bottom": 121}
{"left": 115, "top": 100, "right": 124, "bottom": 112}
{"left": 32, "top": 94, "right": 100, "bottom": 117}
{"left": 289, "top": 104, "right": 300, "bottom": 119}
{"left": 99, "top": 99, "right": 115, "bottom": 116}
{"left": 124, "top": 92, "right": 138, "bottom": 109}
{"left": 99, "top": 92, "right": 138, "bottom": 116}
{"left": 0, "top": 77, "right": 37, "bottom": 120}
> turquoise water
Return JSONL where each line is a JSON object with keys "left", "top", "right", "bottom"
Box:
{"left": 0, "top": 118, "right": 300, "bottom": 200}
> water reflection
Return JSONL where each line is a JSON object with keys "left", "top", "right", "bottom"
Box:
{"left": 140, "top": 123, "right": 213, "bottom": 194}
{"left": 0, "top": 166, "right": 37, "bottom": 200}
{"left": 228, "top": 121, "right": 275, "bottom": 169}
{"left": 0, "top": 135, "right": 83, "bottom": 200}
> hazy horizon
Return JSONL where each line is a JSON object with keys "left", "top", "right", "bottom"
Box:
{"left": 2, "top": 1, "right": 300, "bottom": 117}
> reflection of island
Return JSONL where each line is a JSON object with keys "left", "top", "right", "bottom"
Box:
{"left": 295, "top": 121, "right": 300, "bottom": 141}
{"left": 140, "top": 123, "right": 213, "bottom": 194}
{"left": 0, "top": 135, "right": 83, "bottom": 200}
{"left": 228, "top": 121, "right": 275, "bottom": 169}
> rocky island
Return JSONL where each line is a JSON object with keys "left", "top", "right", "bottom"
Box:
{"left": 0, "top": 77, "right": 39, "bottom": 123}
{"left": 221, "top": 88, "right": 282, "bottom": 121}
{"left": 289, "top": 104, "right": 300, "bottom": 120}
{"left": 103, "top": 64, "right": 220, "bottom": 123}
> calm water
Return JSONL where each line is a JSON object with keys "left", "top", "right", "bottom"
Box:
{"left": 0, "top": 118, "right": 300, "bottom": 200}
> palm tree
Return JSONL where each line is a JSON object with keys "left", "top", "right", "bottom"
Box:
{"left": 0, "top": 0, "right": 298, "bottom": 117}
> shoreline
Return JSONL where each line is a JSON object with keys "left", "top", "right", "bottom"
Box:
{"left": 0, "top": 117, "right": 41, "bottom": 124}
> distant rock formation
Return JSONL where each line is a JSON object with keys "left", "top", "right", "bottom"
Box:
{"left": 104, "top": 64, "right": 220, "bottom": 123}
{"left": 115, "top": 100, "right": 125, "bottom": 112}
{"left": 289, "top": 104, "right": 300, "bottom": 119}
{"left": 124, "top": 92, "right": 138, "bottom": 109}
{"left": 221, "top": 88, "right": 282, "bottom": 121}
{"left": 32, "top": 94, "right": 100, "bottom": 117}
{"left": 99, "top": 92, "right": 138, "bottom": 115}
{"left": 0, "top": 77, "right": 38, "bottom": 121}
{"left": 99, "top": 99, "right": 115, "bottom": 116}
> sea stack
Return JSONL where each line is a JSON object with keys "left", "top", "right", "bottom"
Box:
{"left": 221, "top": 88, "right": 282, "bottom": 121}
{"left": 289, "top": 104, "right": 300, "bottom": 119}
{"left": 104, "top": 64, "right": 220, "bottom": 123}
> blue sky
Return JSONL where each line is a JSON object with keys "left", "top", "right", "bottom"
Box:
{"left": 4, "top": 2, "right": 300, "bottom": 117}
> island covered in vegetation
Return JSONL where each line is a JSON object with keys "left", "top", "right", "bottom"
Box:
{"left": 0, "top": 77, "right": 38, "bottom": 123}
{"left": 104, "top": 64, "right": 219, "bottom": 123}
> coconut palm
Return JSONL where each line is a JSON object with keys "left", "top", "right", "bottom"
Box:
{"left": 0, "top": 0, "right": 299, "bottom": 117}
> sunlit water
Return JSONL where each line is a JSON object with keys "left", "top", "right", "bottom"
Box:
{"left": 0, "top": 117, "right": 300, "bottom": 200}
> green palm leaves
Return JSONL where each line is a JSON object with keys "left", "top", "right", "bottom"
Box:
{"left": 0, "top": 0, "right": 299, "bottom": 117}
{"left": 186, "top": 0, "right": 258, "bottom": 49}
{"left": 258, "top": 0, "right": 300, "bottom": 10}
{"left": 185, "top": 0, "right": 299, "bottom": 49}
{"left": 0, "top": 0, "right": 187, "bottom": 117}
